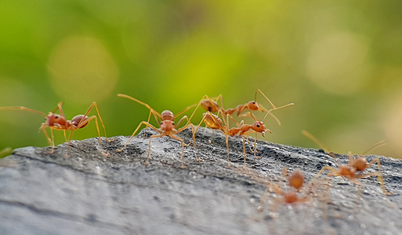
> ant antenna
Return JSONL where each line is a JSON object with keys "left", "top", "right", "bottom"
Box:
{"left": 302, "top": 130, "right": 340, "bottom": 164}
{"left": 361, "top": 140, "right": 387, "bottom": 156}
{"left": 0, "top": 107, "right": 47, "bottom": 117}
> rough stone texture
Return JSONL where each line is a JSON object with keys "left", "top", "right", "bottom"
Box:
{"left": 0, "top": 127, "right": 401, "bottom": 235}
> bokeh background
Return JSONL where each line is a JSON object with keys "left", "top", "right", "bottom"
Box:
{"left": 1, "top": 0, "right": 402, "bottom": 159}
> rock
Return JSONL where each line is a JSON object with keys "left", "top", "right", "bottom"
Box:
{"left": 0, "top": 127, "right": 401, "bottom": 235}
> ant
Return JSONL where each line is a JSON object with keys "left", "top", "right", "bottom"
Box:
{"left": 189, "top": 89, "right": 294, "bottom": 126}
{"left": 262, "top": 168, "right": 311, "bottom": 214}
{"left": 237, "top": 167, "right": 313, "bottom": 214}
{"left": 192, "top": 110, "right": 270, "bottom": 167}
{"left": 0, "top": 102, "right": 113, "bottom": 157}
{"left": 302, "top": 130, "right": 392, "bottom": 206}
{"left": 116, "top": 94, "right": 197, "bottom": 169}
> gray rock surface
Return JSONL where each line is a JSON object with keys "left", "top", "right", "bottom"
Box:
{"left": 0, "top": 127, "right": 401, "bottom": 235}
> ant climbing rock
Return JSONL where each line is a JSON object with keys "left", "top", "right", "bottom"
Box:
{"left": 116, "top": 94, "right": 197, "bottom": 168}
{"left": 0, "top": 102, "right": 113, "bottom": 158}
{"left": 302, "top": 130, "right": 392, "bottom": 207}
{"left": 189, "top": 89, "right": 294, "bottom": 126}
{"left": 192, "top": 110, "right": 271, "bottom": 167}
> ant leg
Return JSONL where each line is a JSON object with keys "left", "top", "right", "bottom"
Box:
{"left": 253, "top": 132, "right": 259, "bottom": 159}
{"left": 146, "top": 133, "right": 166, "bottom": 166}
{"left": 209, "top": 130, "right": 216, "bottom": 143}
{"left": 313, "top": 166, "right": 338, "bottom": 181}
{"left": 50, "top": 128, "right": 55, "bottom": 151}
{"left": 257, "top": 187, "right": 270, "bottom": 212}
{"left": 357, "top": 170, "right": 392, "bottom": 196}
{"left": 81, "top": 102, "right": 114, "bottom": 142}
{"left": 117, "top": 94, "right": 162, "bottom": 139}
{"left": 117, "top": 121, "right": 161, "bottom": 152}
{"left": 117, "top": 94, "right": 162, "bottom": 119}
{"left": 242, "top": 137, "right": 248, "bottom": 167}
{"left": 348, "top": 179, "right": 363, "bottom": 212}
{"left": 142, "top": 110, "right": 155, "bottom": 138}
{"left": 169, "top": 134, "right": 188, "bottom": 169}
{"left": 65, "top": 130, "right": 74, "bottom": 158}
{"left": 225, "top": 134, "right": 230, "bottom": 168}
{"left": 191, "top": 114, "right": 209, "bottom": 161}
{"left": 77, "top": 116, "right": 109, "bottom": 157}
{"left": 175, "top": 123, "right": 195, "bottom": 147}
{"left": 63, "top": 130, "right": 68, "bottom": 142}
{"left": 188, "top": 95, "right": 220, "bottom": 121}
{"left": 40, "top": 125, "right": 54, "bottom": 154}
{"left": 174, "top": 123, "right": 199, "bottom": 164}
{"left": 55, "top": 102, "right": 65, "bottom": 118}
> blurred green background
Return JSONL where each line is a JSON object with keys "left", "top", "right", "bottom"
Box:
{"left": 1, "top": 0, "right": 402, "bottom": 159}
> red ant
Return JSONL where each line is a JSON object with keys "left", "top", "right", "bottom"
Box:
{"left": 263, "top": 169, "right": 311, "bottom": 213}
{"left": 116, "top": 94, "right": 197, "bottom": 169}
{"left": 192, "top": 110, "right": 271, "bottom": 167}
{"left": 302, "top": 130, "right": 392, "bottom": 206}
{"left": 0, "top": 102, "right": 113, "bottom": 157}
{"left": 189, "top": 89, "right": 294, "bottom": 126}
{"left": 237, "top": 167, "right": 312, "bottom": 214}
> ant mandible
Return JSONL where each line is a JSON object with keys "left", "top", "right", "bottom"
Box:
{"left": 116, "top": 94, "right": 197, "bottom": 168}
{"left": 302, "top": 130, "right": 392, "bottom": 206}
{"left": 0, "top": 102, "right": 113, "bottom": 157}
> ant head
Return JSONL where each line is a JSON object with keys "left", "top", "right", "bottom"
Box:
{"left": 247, "top": 101, "right": 263, "bottom": 112}
{"left": 289, "top": 170, "right": 304, "bottom": 190}
{"left": 161, "top": 110, "right": 174, "bottom": 121}
{"left": 201, "top": 99, "right": 220, "bottom": 112}
{"left": 46, "top": 112, "right": 66, "bottom": 127}
{"left": 251, "top": 121, "right": 270, "bottom": 137}
{"left": 71, "top": 115, "right": 89, "bottom": 129}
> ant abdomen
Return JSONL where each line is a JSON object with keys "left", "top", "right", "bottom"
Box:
{"left": 161, "top": 110, "right": 174, "bottom": 121}
{"left": 71, "top": 115, "right": 89, "bottom": 128}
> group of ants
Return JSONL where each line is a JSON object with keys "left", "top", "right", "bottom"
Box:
{"left": 0, "top": 89, "right": 393, "bottom": 218}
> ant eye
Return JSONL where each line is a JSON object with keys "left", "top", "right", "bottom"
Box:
{"left": 55, "top": 116, "right": 58, "bottom": 119}
{"left": 253, "top": 102, "right": 256, "bottom": 104}
{"left": 256, "top": 124, "right": 260, "bottom": 127}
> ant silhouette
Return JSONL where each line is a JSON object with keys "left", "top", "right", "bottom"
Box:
{"left": 116, "top": 94, "right": 197, "bottom": 168}
{"left": 0, "top": 102, "right": 113, "bottom": 157}
{"left": 302, "top": 130, "right": 392, "bottom": 206}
